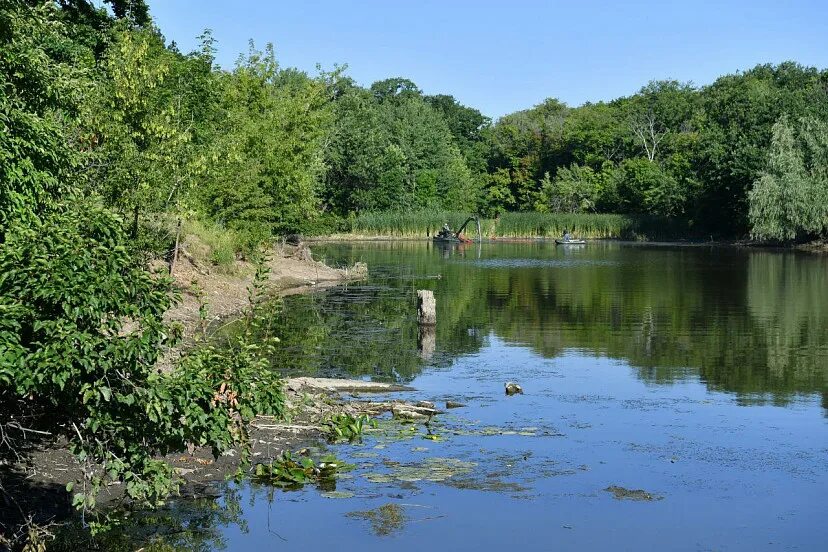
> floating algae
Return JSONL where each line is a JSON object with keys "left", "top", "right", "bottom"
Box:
{"left": 321, "top": 490, "right": 355, "bottom": 499}
{"left": 604, "top": 485, "right": 663, "bottom": 501}
{"left": 352, "top": 451, "right": 380, "bottom": 458}
{"left": 362, "top": 457, "right": 477, "bottom": 485}
{"left": 346, "top": 503, "right": 407, "bottom": 536}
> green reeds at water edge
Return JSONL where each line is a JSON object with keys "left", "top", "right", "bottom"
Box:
{"left": 347, "top": 211, "right": 493, "bottom": 238}
{"left": 495, "top": 212, "right": 632, "bottom": 238}
{"left": 346, "top": 210, "right": 688, "bottom": 240}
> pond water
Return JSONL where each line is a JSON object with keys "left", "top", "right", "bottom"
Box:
{"left": 134, "top": 242, "right": 828, "bottom": 550}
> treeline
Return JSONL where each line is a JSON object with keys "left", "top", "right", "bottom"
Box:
{"left": 5, "top": 1, "right": 827, "bottom": 255}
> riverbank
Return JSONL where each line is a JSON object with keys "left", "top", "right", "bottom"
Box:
{"left": 0, "top": 377, "right": 436, "bottom": 544}
{"left": 162, "top": 242, "right": 367, "bottom": 345}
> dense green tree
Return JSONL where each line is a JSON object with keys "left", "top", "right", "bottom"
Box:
{"left": 0, "top": 1, "right": 83, "bottom": 239}
{"left": 695, "top": 62, "right": 828, "bottom": 233}
{"left": 749, "top": 115, "right": 828, "bottom": 240}
{"left": 323, "top": 78, "right": 479, "bottom": 213}
{"left": 104, "top": 0, "right": 150, "bottom": 27}
{"left": 537, "top": 164, "right": 604, "bottom": 213}
{"left": 199, "top": 43, "right": 331, "bottom": 238}
{"left": 370, "top": 77, "right": 421, "bottom": 102}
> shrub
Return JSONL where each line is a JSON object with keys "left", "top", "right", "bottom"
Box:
{"left": 0, "top": 202, "right": 284, "bottom": 513}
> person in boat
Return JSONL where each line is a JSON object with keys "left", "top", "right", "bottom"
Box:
{"left": 563, "top": 228, "right": 572, "bottom": 242}
{"left": 438, "top": 222, "right": 452, "bottom": 239}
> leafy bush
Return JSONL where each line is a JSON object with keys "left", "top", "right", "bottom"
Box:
{"left": 0, "top": 202, "right": 284, "bottom": 512}
{"left": 0, "top": 203, "right": 178, "bottom": 509}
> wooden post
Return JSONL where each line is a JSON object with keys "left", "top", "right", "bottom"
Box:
{"left": 417, "top": 290, "right": 436, "bottom": 326}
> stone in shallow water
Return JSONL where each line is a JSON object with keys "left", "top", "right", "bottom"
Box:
{"left": 505, "top": 382, "right": 523, "bottom": 396}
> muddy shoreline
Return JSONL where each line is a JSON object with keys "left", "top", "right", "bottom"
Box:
{"left": 1, "top": 244, "right": 371, "bottom": 544}
{"left": 0, "top": 377, "right": 435, "bottom": 536}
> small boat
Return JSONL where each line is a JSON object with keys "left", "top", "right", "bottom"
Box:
{"left": 555, "top": 239, "right": 586, "bottom": 245}
{"left": 432, "top": 216, "right": 481, "bottom": 244}
{"left": 433, "top": 235, "right": 472, "bottom": 244}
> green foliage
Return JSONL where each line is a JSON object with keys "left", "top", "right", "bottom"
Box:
{"left": 0, "top": 202, "right": 285, "bottom": 512}
{"left": 323, "top": 79, "right": 480, "bottom": 214}
{"left": 252, "top": 451, "right": 351, "bottom": 488}
{"left": 166, "top": 336, "right": 284, "bottom": 460}
{"left": 345, "top": 209, "right": 683, "bottom": 239}
{"left": 325, "top": 414, "right": 375, "bottom": 442}
{"left": 495, "top": 212, "right": 635, "bottom": 238}
{"left": 349, "top": 210, "right": 493, "bottom": 238}
{"left": 536, "top": 165, "right": 604, "bottom": 213}
{"left": 749, "top": 115, "right": 828, "bottom": 241}
{"left": 182, "top": 218, "right": 238, "bottom": 268}
{"left": 611, "top": 158, "right": 687, "bottom": 216}
{"left": 0, "top": 1, "right": 83, "bottom": 238}
{"left": 0, "top": 203, "right": 176, "bottom": 507}
{"left": 199, "top": 44, "right": 331, "bottom": 237}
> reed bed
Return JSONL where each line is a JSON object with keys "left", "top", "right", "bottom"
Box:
{"left": 494, "top": 212, "right": 634, "bottom": 239}
{"left": 347, "top": 210, "right": 684, "bottom": 239}
{"left": 349, "top": 211, "right": 495, "bottom": 238}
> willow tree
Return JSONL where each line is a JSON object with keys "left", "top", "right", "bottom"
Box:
{"left": 749, "top": 115, "right": 828, "bottom": 241}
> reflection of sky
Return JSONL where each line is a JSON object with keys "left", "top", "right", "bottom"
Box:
{"left": 210, "top": 334, "right": 828, "bottom": 550}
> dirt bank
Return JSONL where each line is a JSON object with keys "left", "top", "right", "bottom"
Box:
{"left": 162, "top": 243, "right": 367, "bottom": 344}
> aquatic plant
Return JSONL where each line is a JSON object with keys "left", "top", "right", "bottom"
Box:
{"left": 325, "top": 414, "right": 376, "bottom": 442}
{"left": 253, "top": 451, "right": 351, "bottom": 488}
{"left": 346, "top": 210, "right": 686, "bottom": 239}
{"left": 346, "top": 503, "right": 407, "bottom": 537}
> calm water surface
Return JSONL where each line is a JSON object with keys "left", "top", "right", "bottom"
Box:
{"left": 150, "top": 242, "right": 828, "bottom": 550}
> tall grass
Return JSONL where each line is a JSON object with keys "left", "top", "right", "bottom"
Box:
{"left": 348, "top": 210, "right": 495, "bottom": 238}
{"left": 182, "top": 218, "right": 238, "bottom": 269}
{"left": 495, "top": 212, "right": 633, "bottom": 238}
{"left": 346, "top": 210, "right": 687, "bottom": 239}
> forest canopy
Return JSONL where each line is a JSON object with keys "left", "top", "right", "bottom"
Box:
{"left": 4, "top": 1, "right": 827, "bottom": 247}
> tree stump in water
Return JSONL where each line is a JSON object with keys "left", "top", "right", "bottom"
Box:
{"left": 417, "top": 290, "right": 436, "bottom": 326}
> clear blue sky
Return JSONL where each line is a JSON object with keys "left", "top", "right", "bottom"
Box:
{"left": 147, "top": 0, "right": 828, "bottom": 118}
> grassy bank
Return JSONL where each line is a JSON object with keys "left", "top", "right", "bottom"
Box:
{"left": 338, "top": 211, "right": 691, "bottom": 240}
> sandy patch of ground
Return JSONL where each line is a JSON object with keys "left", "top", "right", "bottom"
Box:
{"left": 163, "top": 243, "right": 366, "bottom": 344}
